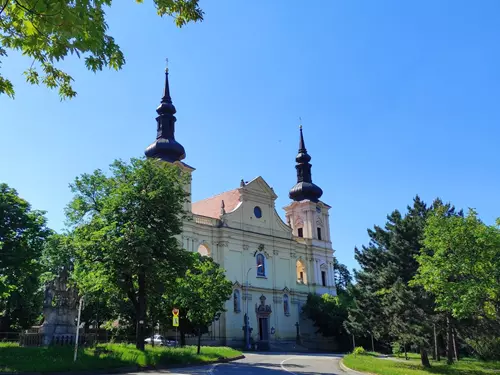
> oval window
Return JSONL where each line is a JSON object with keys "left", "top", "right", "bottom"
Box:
{"left": 254, "top": 206, "right": 262, "bottom": 218}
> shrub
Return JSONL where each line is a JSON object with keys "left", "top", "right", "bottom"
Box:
{"left": 391, "top": 342, "right": 402, "bottom": 357}
{"left": 353, "top": 346, "right": 366, "bottom": 356}
{"left": 467, "top": 336, "right": 500, "bottom": 360}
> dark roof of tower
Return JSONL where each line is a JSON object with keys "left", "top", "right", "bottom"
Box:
{"left": 145, "top": 68, "right": 186, "bottom": 163}
{"left": 289, "top": 126, "right": 323, "bottom": 203}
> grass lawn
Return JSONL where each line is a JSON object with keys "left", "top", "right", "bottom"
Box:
{"left": 343, "top": 352, "right": 500, "bottom": 375}
{"left": 0, "top": 343, "right": 242, "bottom": 373}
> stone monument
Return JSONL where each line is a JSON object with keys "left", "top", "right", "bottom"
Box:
{"left": 41, "top": 267, "right": 79, "bottom": 345}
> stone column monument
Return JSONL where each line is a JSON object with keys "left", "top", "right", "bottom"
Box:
{"left": 41, "top": 267, "right": 79, "bottom": 345}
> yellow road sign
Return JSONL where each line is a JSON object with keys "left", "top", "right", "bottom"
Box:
{"left": 172, "top": 308, "right": 179, "bottom": 317}
{"left": 172, "top": 316, "right": 179, "bottom": 327}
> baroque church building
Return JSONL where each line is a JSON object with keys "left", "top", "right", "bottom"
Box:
{"left": 145, "top": 69, "right": 337, "bottom": 349}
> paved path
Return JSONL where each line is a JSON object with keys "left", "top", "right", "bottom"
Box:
{"left": 138, "top": 352, "right": 351, "bottom": 375}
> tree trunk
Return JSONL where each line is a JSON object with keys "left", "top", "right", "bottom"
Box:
{"left": 433, "top": 324, "right": 440, "bottom": 361}
{"left": 420, "top": 348, "right": 431, "bottom": 368}
{"left": 452, "top": 329, "right": 458, "bottom": 361}
{"left": 352, "top": 334, "right": 356, "bottom": 351}
{"left": 446, "top": 315, "right": 454, "bottom": 365}
{"left": 371, "top": 333, "right": 375, "bottom": 352}
{"left": 136, "top": 271, "right": 146, "bottom": 351}
{"left": 197, "top": 328, "right": 202, "bottom": 355}
{"left": 404, "top": 343, "right": 408, "bottom": 360}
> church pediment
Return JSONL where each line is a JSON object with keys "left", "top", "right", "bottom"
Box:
{"left": 240, "top": 176, "right": 278, "bottom": 202}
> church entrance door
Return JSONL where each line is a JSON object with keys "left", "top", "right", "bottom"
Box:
{"left": 259, "top": 317, "right": 269, "bottom": 341}
{"left": 255, "top": 295, "right": 272, "bottom": 350}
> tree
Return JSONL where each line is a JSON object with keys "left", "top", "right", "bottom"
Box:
{"left": 333, "top": 257, "right": 352, "bottom": 292}
{"left": 0, "top": 0, "right": 203, "bottom": 99}
{"left": 174, "top": 253, "right": 232, "bottom": 354}
{"left": 66, "top": 157, "right": 191, "bottom": 350}
{"left": 414, "top": 207, "right": 500, "bottom": 321}
{"left": 0, "top": 183, "right": 51, "bottom": 332}
{"left": 302, "top": 293, "right": 353, "bottom": 350}
{"left": 349, "top": 196, "right": 446, "bottom": 367}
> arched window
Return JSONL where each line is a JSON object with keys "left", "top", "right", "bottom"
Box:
{"left": 283, "top": 294, "right": 290, "bottom": 316}
{"left": 256, "top": 254, "right": 266, "bottom": 277}
{"left": 296, "top": 259, "right": 307, "bottom": 284}
{"left": 197, "top": 244, "right": 210, "bottom": 257}
{"left": 233, "top": 289, "right": 241, "bottom": 312}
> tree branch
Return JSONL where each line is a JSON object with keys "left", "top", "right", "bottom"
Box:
{"left": 14, "top": 0, "right": 62, "bottom": 17}
{"left": 0, "top": 0, "right": 8, "bottom": 16}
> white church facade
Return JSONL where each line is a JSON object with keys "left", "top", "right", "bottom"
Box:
{"left": 144, "top": 69, "right": 337, "bottom": 349}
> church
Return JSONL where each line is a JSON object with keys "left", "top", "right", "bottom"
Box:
{"left": 144, "top": 69, "right": 337, "bottom": 350}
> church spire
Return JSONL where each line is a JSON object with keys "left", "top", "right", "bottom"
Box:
{"left": 289, "top": 126, "right": 323, "bottom": 202}
{"left": 145, "top": 67, "right": 186, "bottom": 163}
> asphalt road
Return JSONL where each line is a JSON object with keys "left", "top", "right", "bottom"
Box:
{"left": 159, "top": 353, "right": 348, "bottom": 375}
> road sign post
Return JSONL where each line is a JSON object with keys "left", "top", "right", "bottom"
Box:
{"left": 172, "top": 308, "right": 179, "bottom": 347}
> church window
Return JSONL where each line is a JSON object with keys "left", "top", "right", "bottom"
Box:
{"left": 297, "top": 228, "right": 303, "bottom": 238}
{"left": 254, "top": 206, "right": 262, "bottom": 218}
{"left": 296, "top": 259, "right": 307, "bottom": 284}
{"left": 283, "top": 294, "right": 290, "bottom": 316}
{"left": 321, "top": 271, "right": 327, "bottom": 287}
{"left": 197, "top": 244, "right": 210, "bottom": 257}
{"left": 317, "top": 227, "right": 322, "bottom": 240}
{"left": 233, "top": 289, "right": 241, "bottom": 312}
{"left": 256, "top": 254, "right": 266, "bottom": 277}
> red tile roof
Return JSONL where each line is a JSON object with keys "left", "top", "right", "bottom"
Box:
{"left": 192, "top": 189, "right": 241, "bottom": 219}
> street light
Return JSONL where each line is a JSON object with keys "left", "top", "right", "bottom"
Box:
{"left": 245, "top": 264, "right": 262, "bottom": 350}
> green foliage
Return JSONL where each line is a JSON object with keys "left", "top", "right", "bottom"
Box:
{"left": 466, "top": 336, "right": 500, "bottom": 361}
{"left": 0, "top": 343, "right": 241, "bottom": 373}
{"left": 66, "top": 157, "right": 191, "bottom": 349}
{"left": 353, "top": 346, "right": 366, "bottom": 356}
{"left": 302, "top": 292, "right": 352, "bottom": 341}
{"left": 174, "top": 253, "right": 232, "bottom": 354}
{"left": 0, "top": 0, "right": 203, "bottom": 99}
{"left": 0, "top": 183, "right": 51, "bottom": 330}
{"left": 413, "top": 207, "right": 500, "bottom": 321}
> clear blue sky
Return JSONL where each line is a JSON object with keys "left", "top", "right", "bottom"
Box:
{"left": 1, "top": 0, "right": 500, "bottom": 273}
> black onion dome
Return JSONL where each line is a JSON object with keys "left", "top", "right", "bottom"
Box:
{"left": 289, "top": 126, "right": 323, "bottom": 203}
{"left": 289, "top": 182, "right": 323, "bottom": 203}
{"left": 145, "top": 68, "right": 186, "bottom": 163}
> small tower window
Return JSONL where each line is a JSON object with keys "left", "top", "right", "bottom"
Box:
{"left": 321, "top": 271, "right": 327, "bottom": 287}
{"left": 298, "top": 228, "right": 303, "bottom": 238}
{"left": 317, "top": 227, "right": 322, "bottom": 240}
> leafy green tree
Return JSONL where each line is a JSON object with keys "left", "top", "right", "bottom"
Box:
{"left": 174, "top": 253, "right": 232, "bottom": 354}
{"left": 414, "top": 207, "right": 500, "bottom": 321}
{"left": 66, "top": 157, "right": 190, "bottom": 350}
{"left": 349, "top": 197, "right": 449, "bottom": 367}
{"left": 0, "top": 0, "right": 203, "bottom": 99}
{"left": 302, "top": 292, "right": 353, "bottom": 350}
{"left": 0, "top": 183, "right": 51, "bottom": 331}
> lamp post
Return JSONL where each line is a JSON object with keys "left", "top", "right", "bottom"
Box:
{"left": 245, "top": 264, "right": 262, "bottom": 350}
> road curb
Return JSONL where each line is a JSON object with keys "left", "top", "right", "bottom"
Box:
{"left": 0, "top": 355, "right": 245, "bottom": 375}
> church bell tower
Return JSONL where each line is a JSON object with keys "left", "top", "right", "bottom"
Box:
{"left": 145, "top": 67, "right": 194, "bottom": 212}
{"left": 284, "top": 126, "right": 331, "bottom": 244}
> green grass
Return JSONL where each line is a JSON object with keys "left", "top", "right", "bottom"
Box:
{"left": 343, "top": 352, "right": 500, "bottom": 375}
{"left": 0, "top": 343, "right": 242, "bottom": 373}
